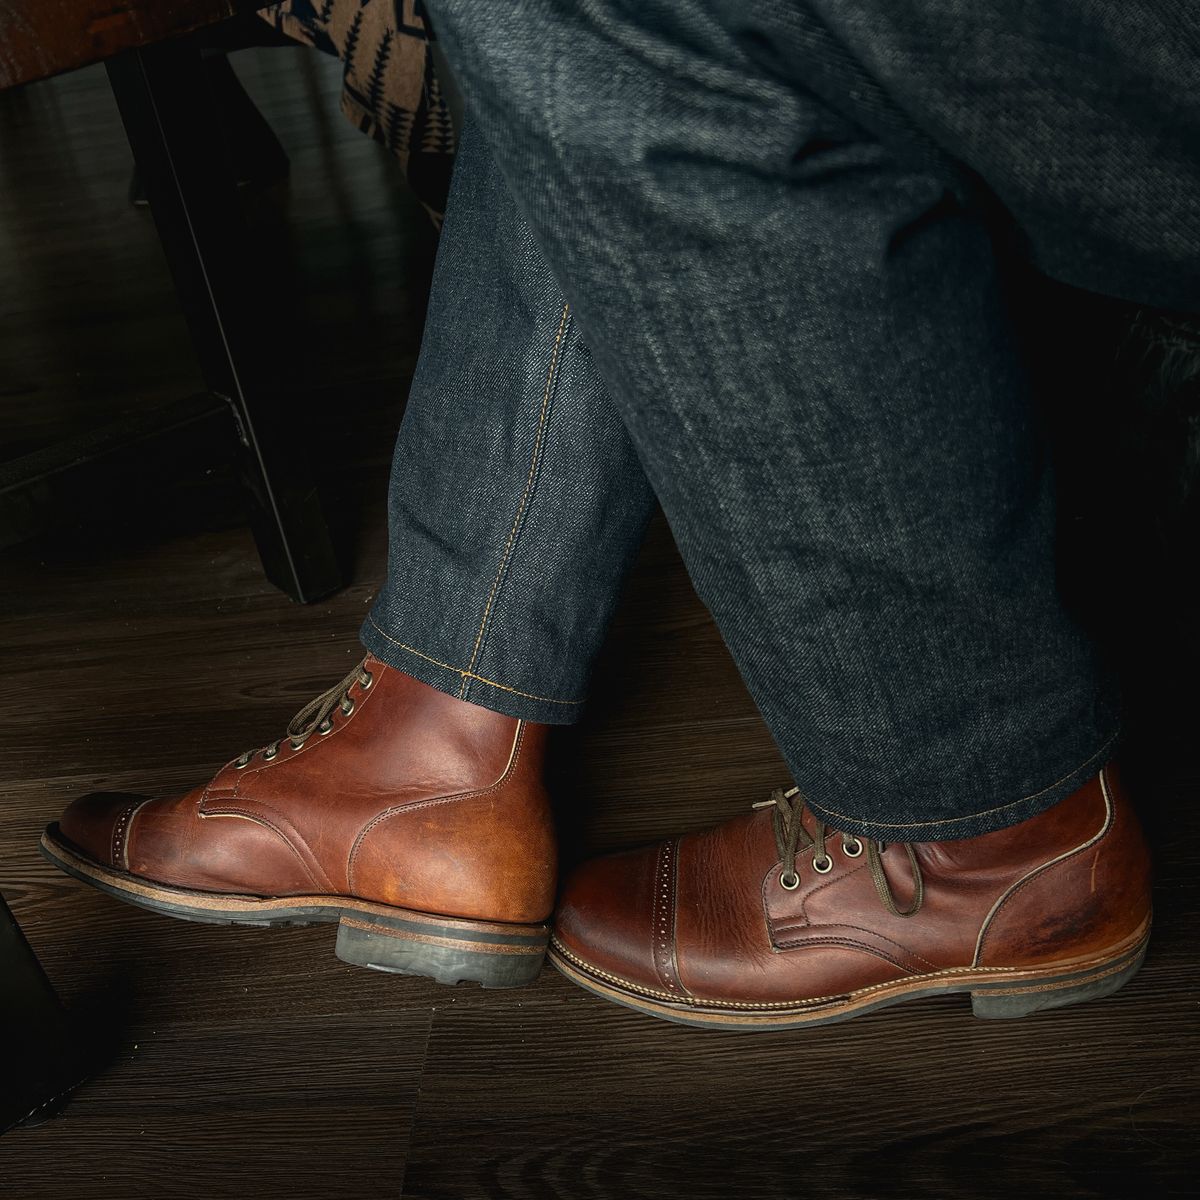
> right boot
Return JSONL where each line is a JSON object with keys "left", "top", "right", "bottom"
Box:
{"left": 39, "top": 656, "right": 556, "bottom": 988}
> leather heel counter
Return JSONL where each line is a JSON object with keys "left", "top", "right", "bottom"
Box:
{"left": 487, "top": 773, "right": 557, "bottom": 923}
{"left": 976, "top": 769, "right": 1152, "bottom": 968}
{"left": 479, "top": 720, "right": 557, "bottom": 922}
{"left": 350, "top": 722, "right": 557, "bottom": 924}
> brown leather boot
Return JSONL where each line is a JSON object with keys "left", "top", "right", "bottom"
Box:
{"left": 551, "top": 764, "right": 1151, "bottom": 1028}
{"left": 41, "top": 656, "right": 556, "bottom": 988}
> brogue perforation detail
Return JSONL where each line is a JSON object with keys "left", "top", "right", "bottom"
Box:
{"left": 110, "top": 801, "right": 141, "bottom": 870}
{"left": 651, "top": 838, "right": 683, "bottom": 995}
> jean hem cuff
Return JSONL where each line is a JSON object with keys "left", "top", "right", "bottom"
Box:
{"left": 360, "top": 614, "right": 585, "bottom": 725}
{"left": 804, "top": 733, "right": 1119, "bottom": 842}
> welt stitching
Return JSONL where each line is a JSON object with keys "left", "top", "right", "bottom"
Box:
{"left": 459, "top": 302, "right": 571, "bottom": 698}
{"left": 812, "top": 736, "right": 1115, "bottom": 832}
{"left": 365, "top": 617, "right": 582, "bottom": 706}
{"left": 551, "top": 940, "right": 1017, "bottom": 1010}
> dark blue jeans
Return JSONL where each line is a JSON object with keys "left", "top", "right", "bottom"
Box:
{"left": 365, "top": 1, "right": 1199, "bottom": 840}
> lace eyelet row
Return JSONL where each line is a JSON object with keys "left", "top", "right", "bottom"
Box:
{"left": 779, "top": 836, "right": 866, "bottom": 888}
{"left": 233, "top": 664, "right": 374, "bottom": 769}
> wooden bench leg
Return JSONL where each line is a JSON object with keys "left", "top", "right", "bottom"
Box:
{"left": 105, "top": 39, "right": 341, "bottom": 604}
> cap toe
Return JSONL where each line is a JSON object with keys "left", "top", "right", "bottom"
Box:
{"left": 554, "top": 840, "right": 675, "bottom": 992}
{"left": 54, "top": 791, "right": 150, "bottom": 868}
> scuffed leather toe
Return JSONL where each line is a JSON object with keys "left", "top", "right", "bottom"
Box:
{"left": 56, "top": 791, "right": 151, "bottom": 869}
{"left": 553, "top": 839, "right": 678, "bottom": 993}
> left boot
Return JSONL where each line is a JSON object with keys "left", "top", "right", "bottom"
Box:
{"left": 550, "top": 764, "right": 1151, "bottom": 1029}
{"left": 39, "top": 657, "right": 556, "bottom": 988}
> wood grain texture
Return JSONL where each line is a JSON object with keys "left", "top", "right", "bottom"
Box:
{"left": 0, "top": 1, "right": 270, "bottom": 90}
{"left": 2, "top": 47, "right": 1198, "bottom": 1200}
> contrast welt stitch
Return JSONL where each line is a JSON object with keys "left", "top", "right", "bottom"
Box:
{"left": 811, "top": 737, "right": 1115, "bottom": 833}
{"left": 551, "top": 940, "right": 1016, "bottom": 1010}
{"left": 459, "top": 302, "right": 571, "bottom": 699}
{"left": 366, "top": 617, "right": 583, "bottom": 706}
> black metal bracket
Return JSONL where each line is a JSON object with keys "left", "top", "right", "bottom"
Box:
{"left": 0, "top": 895, "right": 82, "bottom": 1134}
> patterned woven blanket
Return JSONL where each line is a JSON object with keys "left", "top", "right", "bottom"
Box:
{"left": 261, "top": 0, "right": 456, "bottom": 224}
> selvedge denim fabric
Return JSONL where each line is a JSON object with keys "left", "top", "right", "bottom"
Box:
{"left": 362, "top": 119, "right": 657, "bottom": 720}
{"left": 373, "top": 1, "right": 1197, "bottom": 838}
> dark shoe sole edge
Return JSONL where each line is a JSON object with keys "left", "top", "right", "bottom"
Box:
{"left": 547, "top": 929, "right": 1150, "bottom": 1031}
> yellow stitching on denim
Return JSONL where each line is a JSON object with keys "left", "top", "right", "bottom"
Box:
{"left": 367, "top": 617, "right": 468, "bottom": 675}
{"left": 366, "top": 616, "right": 583, "bottom": 706}
{"left": 459, "top": 301, "right": 571, "bottom": 699}
{"left": 462, "top": 672, "right": 584, "bottom": 706}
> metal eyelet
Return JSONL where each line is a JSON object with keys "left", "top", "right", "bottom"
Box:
{"left": 340, "top": 697, "right": 355, "bottom": 716}
{"left": 359, "top": 670, "right": 373, "bottom": 690}
{"left": 289, "top": 736, "right": 308, "bottom": 751}
{"left": 317, "top": 719, "right": 334, "bottom": 735}
{"left": 841, "top": 837, "right": 863, "bottom": 858}
{"left": 262, "top": 747, "right": 278, "bottom": 762}
{"left": 234, "top": 754, "right": 251, "bottom": 770}
{"left": 812, "top": 854, "right": 833, "bottom": 874}
{"left": 779, "top": 870, "right": 801, "bottom": 891}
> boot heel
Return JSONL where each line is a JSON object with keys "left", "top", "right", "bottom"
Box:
{"left": 334, "top": 909, "right": 549, "bottom": 988}
{"left": 970, "top": 942, "right": 1147, "bottom": 1020}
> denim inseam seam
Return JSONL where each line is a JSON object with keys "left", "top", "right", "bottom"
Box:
{"left": 457, "top": 300, "right": 572, "bottom": 702}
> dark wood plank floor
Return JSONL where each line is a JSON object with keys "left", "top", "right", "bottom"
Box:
{"left": 2, "top": 44, "right": 1197, "bottom": 1200}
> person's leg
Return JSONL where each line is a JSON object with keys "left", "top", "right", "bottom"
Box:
{"left": 425, "top": 0, "right": 1120, "bottom": 838}
{"left": 422, "top": 0, "right": 1161, "bottom": 1025}
{"left": 42, "top": 116, "right": 656, "bottom": 989}
{"left": 361, "top": 118, "right": 656, "bottom": 721}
